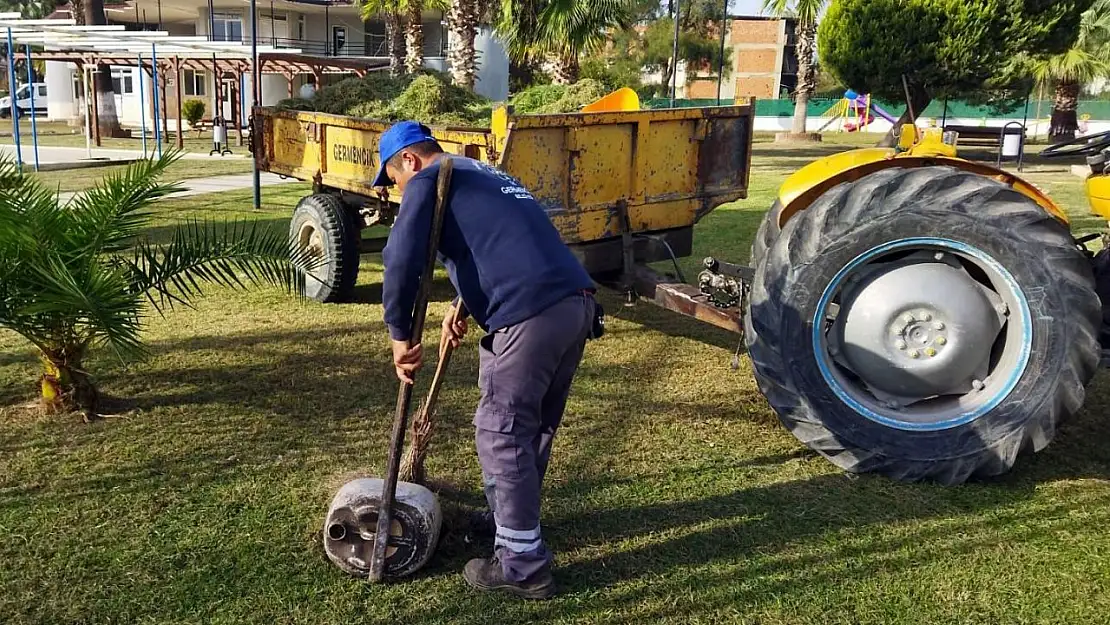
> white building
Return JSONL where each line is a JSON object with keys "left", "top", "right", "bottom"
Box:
{"left": 44, "top": 0, "right": 509, "bottom": 129}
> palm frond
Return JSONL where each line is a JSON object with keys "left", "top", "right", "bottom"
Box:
{"left": 761, "top": 0, "right": 824, "bottom": 24}
{"left": 123, "top": 219, "right": 323, "bottom": 316}
{"left": 357, "top": 0, "right": 402, "bottom": 21}
{"left": 14, "top": 252, "right": 146, "bottom": 360}
{"left": 498, "top": 0, "right": 632, "bottom": 60}
{"left": 1033, "top": 47, "right": 1109, "bottom": 85}
{"left": 64, "top": 150, "right": 185, "bottom": 257}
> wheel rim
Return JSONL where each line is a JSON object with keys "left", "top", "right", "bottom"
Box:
{"left": 812, "top": 237, "right": 1032, "bottom": 431}
{"left": 297, "top": 220, "right": 328, "bottom": 286}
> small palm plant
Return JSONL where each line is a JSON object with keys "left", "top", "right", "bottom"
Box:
{"left": 0, "top": 151, "right": 315, "bottom": 420}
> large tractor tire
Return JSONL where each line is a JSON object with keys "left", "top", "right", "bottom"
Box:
{"left": 290, "top": 193, "right": 360, "bottom": 303}
{"left": 750, "top": 199, "right": 783, "bottom": 266}
{"left": 744, "top": 166, "right": 1101, "bottom": 485}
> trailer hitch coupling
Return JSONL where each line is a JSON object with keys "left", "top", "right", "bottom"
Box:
{"left": 699, "top": 257, "right": 751, "bottom": 309}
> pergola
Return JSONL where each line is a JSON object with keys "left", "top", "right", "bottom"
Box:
{"left": 0, "top": 11, "right": 385, "bottom": 207}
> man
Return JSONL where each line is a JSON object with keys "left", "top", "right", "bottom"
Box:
{"left": 375, "top": 121, "right": 598, "bottom": 600}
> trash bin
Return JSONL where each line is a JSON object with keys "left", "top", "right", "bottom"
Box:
{"left": 210, "top": 116, "right": 232, "bottom": 156}
{"left": 1002, "top": 132, "right": 1023, "bottom": 158}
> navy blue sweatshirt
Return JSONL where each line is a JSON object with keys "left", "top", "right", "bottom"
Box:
{"left": 382, "top": 155, "right": 595, "bottom": 342}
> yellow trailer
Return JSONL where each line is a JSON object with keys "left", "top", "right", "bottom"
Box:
{"left": 253, "top": 97, "right": 1110, "bottom": 488}
{"left": 253, "top": 100, "right": 755, "bottom": 330}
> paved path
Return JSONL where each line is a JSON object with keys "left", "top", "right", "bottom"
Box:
{"left": 58, "top": 172, "right": 294, "bottom": 203}
{"left": 0, "top": 144, "right": 249, "bottom": 166}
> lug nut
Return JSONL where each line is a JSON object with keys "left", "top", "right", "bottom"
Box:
{"left": 920, "top": 312, "right": 933, "bottom": 322}
{"left": 933, "top": 321, "right": 946, "bottom": 331}
{"left": 972, "top": 379, "right": 985, "bottom": 391}
{"left": 903, "top": 313, "right": 916, "bottom": 323}
{"left": 895, "top": 340, "right": 907, "bottom": 350}
{"left": 935, "top": 336, "right": 947, "bottom": 346}
{"left": 908, "top": 350, "right": 920, "bottom": 359}
{"left": 925, "top": 347, "right": 937, "bottom": 357}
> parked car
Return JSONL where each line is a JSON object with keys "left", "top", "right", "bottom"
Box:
{"left": 0, "top": 82, "right": 48, "bottom": 117}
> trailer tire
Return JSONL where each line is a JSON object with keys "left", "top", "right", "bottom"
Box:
{"left": 744, "top": 166, "right": 1101, "bottom": 485}
{"left": 290, "top": 193, "right": 360, "bottom": 303}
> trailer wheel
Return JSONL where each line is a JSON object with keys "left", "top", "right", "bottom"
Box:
{"left": 744, "top": 166, "right": 1101, "bottom": 484}
{"left": 290, "top": 193, "right": 359, "bottom": 303}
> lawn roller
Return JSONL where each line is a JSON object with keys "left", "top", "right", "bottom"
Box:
{"left": 322, "top": 157, "right": 454, "bottom": 581}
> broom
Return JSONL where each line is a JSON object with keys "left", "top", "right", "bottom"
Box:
{"left": 399, "top": 300, "right": 467, "bottom": 484}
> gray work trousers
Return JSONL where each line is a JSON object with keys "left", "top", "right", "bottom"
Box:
{"left": 474, "top": 291, "right": 595, "bottom": 582}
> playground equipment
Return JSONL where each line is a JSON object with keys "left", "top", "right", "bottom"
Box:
{"left": 819, "top": 89, "right": 898, "bottom": 132}
{"left": 253, "top": 89, "right": 1110, "bottom": 579}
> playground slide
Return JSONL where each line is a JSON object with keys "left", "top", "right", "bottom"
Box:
{"left": 844, "top": 101, "right": 898, "bottom": 131}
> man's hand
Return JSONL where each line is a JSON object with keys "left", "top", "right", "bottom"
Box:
{"left": 392, "top": 339, "right": 423, "bottom": 384}
{"left": 441, "top": 302, "right": 469, "bottom": 353}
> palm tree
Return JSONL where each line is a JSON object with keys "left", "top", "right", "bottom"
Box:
{"left": 1033, "top": 0, "right": 1110, "bottom": 143}
{"left": 0, "top": 152, "right": 315, "bottom": 420}
{"left": 70, "top": 0, "right": 124, "bottom": 138}
{"left": 496, "top": 0, "right": 633, "bottom": 85}
{"left": 404, "top": 0, "right": 451, "bottom": 74}
{"left": 448, "top": 0, "right": 481, "bottom": 88}
{"left": 763, "top": 0, "right": 827, "bottom": 136}
{"left": 360, "top": 0, "right": 407, "bottom": 77}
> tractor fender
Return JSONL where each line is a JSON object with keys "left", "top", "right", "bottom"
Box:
{"left": 776, "top": 149, "right": 1068, "bottom": 228}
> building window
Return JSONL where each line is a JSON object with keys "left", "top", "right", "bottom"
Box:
{"left": 212, "top": 13, "right": 243, "bottom": 42}
{"left": 111, "top": 68, "right": 134, "bottom": 95}
{"left": 183, "top": 69, "right": 207, "bottom": 96}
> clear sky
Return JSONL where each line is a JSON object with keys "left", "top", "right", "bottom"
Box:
{"left": 730, "top": 0, "right": 772, "bottom": 17}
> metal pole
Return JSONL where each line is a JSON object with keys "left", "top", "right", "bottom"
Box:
{"left": 716, "top": 0, "right": 727, "bottom": 105}
{"left": 251, "top": 0, "right": 261, "bottom": 210}
{"left": 670, "top": 0, "right": 681, "bottom": 108}
{"left": 157, "top": 0, "right": 163, "bottom": 30}
{"left": 151, "top": 43, "right": 162, "bottom": 158}
{"left": 208, "top": 0, "right": 215, "bottom": 41}
{"left": 325, "top": 4, "right": 330, "bottom": 56}
{"left": 6, "top": 28, "right": 22, "bottom": 172}
{"left": 138, "top": 53, "right": 147, "bottom": 158}
{"left": 270, "top": 0, "right": 276, "bottom": 46}
{"left": 83, "top": 66, "right": 92, "bottom": 159}
{"left": 25, "top": 45, "right": 38, "bottom": 172}
{"left": 176, "top": 57, "right": 184, "bottom": 150}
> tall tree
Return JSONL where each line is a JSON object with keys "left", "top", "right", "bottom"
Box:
{"left": 819, "top": 0, "right": 1092, "bottom": 146}
{"left": 70, "top": 0, "right": 123, "bottom": 138}
{"left": 403, "top": 0, "right": 450, "bottom": 74}
{"left": 1033, "top": 0, "right": 1110, "bottom": 142}
{"left": 360, "top": 0, "right": 406, "bottom": 77}
{"left": 447, "top": 0, "right": 481, "bottom": 88}
{"left": 496, "top": 0, "right": 633, "bottom": 84}
{"left": 763, "top": 0, "right": 828, "bottom": 136}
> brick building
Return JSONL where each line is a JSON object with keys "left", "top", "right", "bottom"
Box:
{"left": 683, "top": 15, "right": 799, "bottom": 101}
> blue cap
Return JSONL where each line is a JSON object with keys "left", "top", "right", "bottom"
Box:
{"left": 373, "top": 120, "right": 438, "bottom": 187}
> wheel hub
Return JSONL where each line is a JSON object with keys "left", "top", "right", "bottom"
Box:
{"left": 835, "top": 261, "right": 1003, "bottom": 401}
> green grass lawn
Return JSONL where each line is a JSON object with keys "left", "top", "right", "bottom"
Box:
{"left": 28, "top": 159, "right": 257, "bottom": 193}
{"left": 1, "top": 119, "right": 237, "bottom": 153}
{"left": 1, "top": 137, "right": 1109, "bottom": 624}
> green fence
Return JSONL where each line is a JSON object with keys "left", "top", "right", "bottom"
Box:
{"left": 644, "top": 97, "right": 1110, "bottom": 120}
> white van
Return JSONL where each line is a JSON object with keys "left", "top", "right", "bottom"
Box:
{"left": 0, "top": 82, "right": 48, "bottom": 118}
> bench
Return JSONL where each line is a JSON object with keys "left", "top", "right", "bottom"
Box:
{"left": 943, "top": 124, "right": 1025, "bottom": 149}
